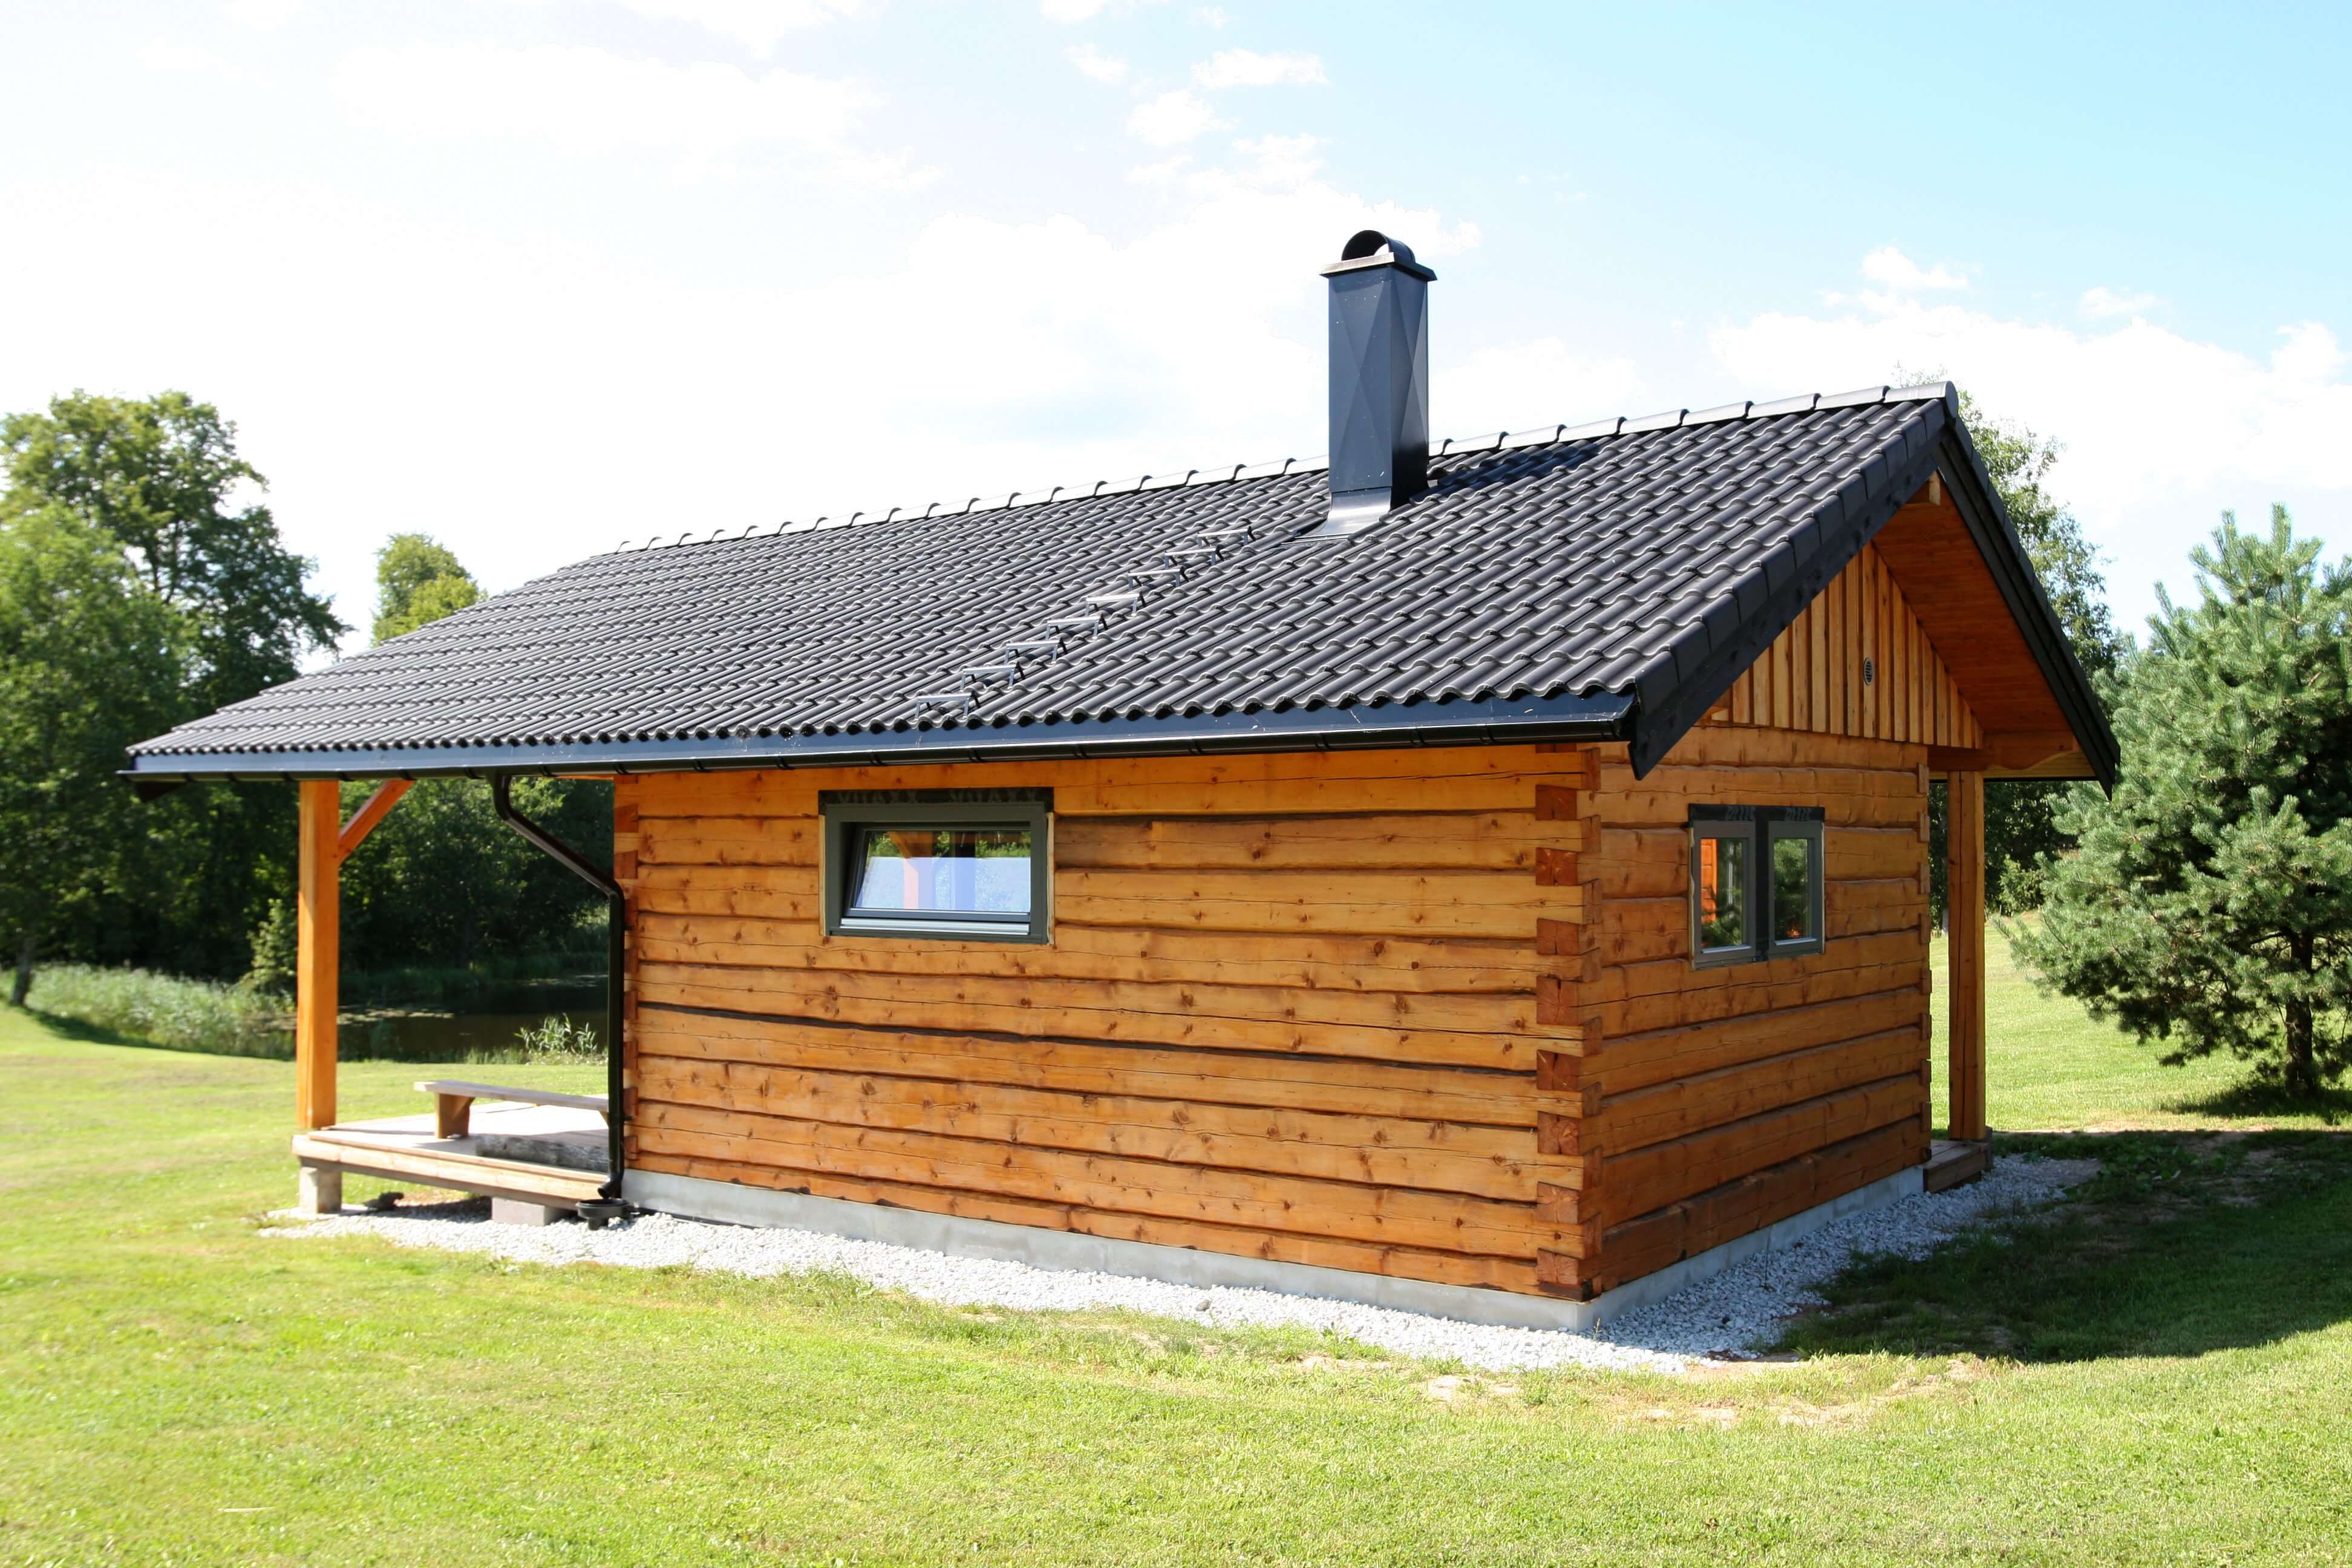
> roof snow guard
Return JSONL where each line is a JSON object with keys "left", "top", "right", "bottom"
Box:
{"left": 124, "top": 382, "right": 2117, "bottom": 788}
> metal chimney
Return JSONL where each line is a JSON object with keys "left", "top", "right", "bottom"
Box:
{"left": 1315, "top": 229, "right": 1435, "bottom": 537}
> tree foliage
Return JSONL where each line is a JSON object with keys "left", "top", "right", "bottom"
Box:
{"left": 2016, "top": 508, "right": 2352, "bottom": 1097}
{"left": 372, "top": 533, "right": 482, "bottom": 645}
{"left": 2, "top": 391, "right": 342, "bottom": 709}
{"left": 0, "top": 508, "right": 185, "bottom": 1002}
{"left": 0, "top": 391, "right": 342, "bottom": 983}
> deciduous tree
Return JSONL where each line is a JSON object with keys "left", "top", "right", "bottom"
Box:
{"left": 0, "top": 508, "right": 183, "bottom": 1002}
{"left": 371, "top": 533, "right": 482, "bottom": 645}
{"left": 1, "top": 391, "right": 344, "bottom": 976}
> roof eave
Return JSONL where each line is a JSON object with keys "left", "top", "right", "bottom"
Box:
{"left": 119, "top": 689, "right": 1637, "bottom": 784}
{"left": 1622, "top": 391, "right": 1955, "bottom": 777}
{"left": 1931, "top": 423, "right": 2120, "bottom": 792}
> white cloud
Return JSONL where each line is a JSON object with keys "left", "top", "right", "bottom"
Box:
{"left": 1436, "top": 338, "right": 1645, "bottom": 441}
{"left": 0, "top": 152, "right": 1483, "bottom": 642}
{"left": 1064, "top": 44, "right": 1128, "bottom": 85}
{"left": 1126, "top": 88, "right": 1226, "bottom": 146}
{"left": 2081, "top": 285, "right": 2160, "bottom": 319}
{"left": 224, "top": 0, "right": 303, "bottom": 28}
{"left": 1193, "top": 48, "right": 1326, "bottom": 88}
{"left": 140, "top": 41, "right": 241, "bottom": 79}
{"left": 1194, "top": 5, "right": 1229, "bottom": 25}
{"left": 1711, "top": 258, "right": 2352, "bottom": 625}
{"left": 614, "top": 0, "right": 863, "bottom": 54}
{"left": 1039, "top": 0, "right": 1106, "bottom": 19}
{"left": 1227, "top": 133, "right": 1324, "bottom": 189}
{"left": 1858, "top": 246, "right": 1967, "bottom": 294}
{"left": 333, "top": 43, "right": 923, "bottom": 182}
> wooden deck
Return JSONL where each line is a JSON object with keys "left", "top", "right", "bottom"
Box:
{"left": 293, "top": 1100, "right": 610, "bottom": 1210}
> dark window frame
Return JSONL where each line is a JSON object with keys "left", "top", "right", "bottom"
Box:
{"left": 1688, "top": 805, "right": 1826, "bottom": 967}
{"left": 1690, "top": 817, "right": 1757, "bottom": 970}
{"left": 820, "top": 789, "right": 1052, "bottom": 943}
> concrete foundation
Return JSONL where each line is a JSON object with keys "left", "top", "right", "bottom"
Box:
{"left": 491, "top": 1197, "right": 572, "bottom": 1227}
{"left": 623, "top": 1165, "right": 1926, "bottom": 1334}
{"left": 295, "top": 1164, "right": 343, "bottom": 1216}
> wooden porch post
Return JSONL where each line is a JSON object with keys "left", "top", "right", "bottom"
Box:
{"left": 1945, "top": 769, "right": 1988, "bottom": 1143}
{"left": 295, "top": 779, "right": 340, "bottom": 1132}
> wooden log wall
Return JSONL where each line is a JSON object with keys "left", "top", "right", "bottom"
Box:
{"left": 1718, "top": 540, "right": 1985, "bottom": 748}
{"left": 1537, "top": 725, "right": 1937, "bottom": 1298}
{"left": 615, "top": 746, "right": 1593, "bottom": 1295}
{"left": 612, "top": 559, "right": 1982, "bottom": 1301}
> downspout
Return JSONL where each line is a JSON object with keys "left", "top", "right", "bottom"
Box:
{"left": 491, "top": 774, "right": 630, "bottom": 1228}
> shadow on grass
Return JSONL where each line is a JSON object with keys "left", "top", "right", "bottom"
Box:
{"left": 1778, "top": 1128, "right": 2352, "bottom": 1364}
{"left": 18, "top": 1007, "right": 228, "bottom": 1056}
{"left": 2166, "top": 1079, "right": 2352, "bottom": 1126}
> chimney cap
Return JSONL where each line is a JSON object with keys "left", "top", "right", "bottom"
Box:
{"left": 1321, "top": 229, "right": 1436, "bottom": 282}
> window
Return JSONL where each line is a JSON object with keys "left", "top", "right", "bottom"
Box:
{"left": 821, "top": 791, "right": 1051, "bottom": 942}
{"left": 1689, "top": 806, "right": 1824, "bottom": 967}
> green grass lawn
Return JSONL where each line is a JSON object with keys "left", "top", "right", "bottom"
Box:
{"left": 1930, "top": 926, "right": 2352, "bottom": 1133}
{"left": 5, "top": 967, "right": 2352, "bottom": 1566}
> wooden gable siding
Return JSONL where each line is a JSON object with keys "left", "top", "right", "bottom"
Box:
{"left": 1717, "top": 540, "right": 1984, "bottom": 750}
{"left": 614, "top": 746, "right": 1593, "bottom": 1296}
{"left": 1534, "top": 725, "right": 1934, "bottom": 1298}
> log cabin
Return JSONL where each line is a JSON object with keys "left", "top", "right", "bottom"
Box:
{"left": 124, "top": 231, "right": 2115, "bottom": 1328}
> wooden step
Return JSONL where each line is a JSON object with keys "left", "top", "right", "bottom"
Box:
{"left": 1924, "top": 1138, "right": 1990, "bottom": 1192}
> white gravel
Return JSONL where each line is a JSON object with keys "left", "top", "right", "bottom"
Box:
{"left": 272, "top": 1156, "right": 2096, "bottom": 1373}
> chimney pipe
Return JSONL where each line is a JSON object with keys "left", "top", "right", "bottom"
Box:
{"left": 1315, "top": 229, "right": 1435, "bottom": 537}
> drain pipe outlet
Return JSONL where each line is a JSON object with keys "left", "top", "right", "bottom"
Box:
{"left": 492, "top": 774, "right": 630, "bottom": 1228}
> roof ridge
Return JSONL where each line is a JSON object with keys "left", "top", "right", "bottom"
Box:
{"left": 607, "top": 381, "right": 1957, "bottom": 556}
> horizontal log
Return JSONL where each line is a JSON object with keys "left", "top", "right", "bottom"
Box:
{"left": 1055, "top": 867, "right": 1583, "bottom": 938}
{"left": 1616, "top": 728, "right": 1922, "bottom": 774}
{"left": 631, "top": 1007, "right": 1536, "bottom": 1126}
{"left": 629, "top": 748, "right": 1590, "bottom": 820}
{"left": 1593, "top": 1025, "right": 1927, "bottom": 1157}
{"left": 1054, "top": 811, "right": 1580, "bottom": 872}
{"left": 1595, "top": 1073, "right": 1924, "bottom": 1225}
{"left": 630, "top": 915, "right": 1543, "bottom": 992}
{"left": 1596, "top": 987, "right": 1930, "bottom": 1093}
{"left": 630, "top": 1100, "right": 1554, "bottom": 1258}
{"left": 635, "top": 971, "right": 1550, "bottom": 1071}
{"left": 1566, "top": 1118, "right": 1924, "bottom": 1294}
{"left": 1599, "top": 930, "right": 1919, "bottom": 1005}
{"left": 635, "top": 1055, "right": 1535, "bottom": 1199}
{"left": 635, "top": 956, "right": 1530, "bottom": 1036}
{"left": 628, "top": 1148, "right": 1540, "bottom": 1293}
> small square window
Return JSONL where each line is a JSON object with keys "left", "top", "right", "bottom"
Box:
{"left": 1690, "top": 806, "right": 1825, "bottom": 967}
{"left": 822, "top": 792, "right": 1050, "bottom": 942}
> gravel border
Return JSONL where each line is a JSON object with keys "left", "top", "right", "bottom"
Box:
{"left": 272, "top": 1155, "right": 2097, "bottom": 1371}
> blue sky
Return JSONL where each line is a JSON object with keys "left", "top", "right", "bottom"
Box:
{"left": 3, "top": 1, "right": 2347, "bottom": 647}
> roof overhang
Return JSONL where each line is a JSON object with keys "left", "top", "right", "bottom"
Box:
{"left": 1916, "top": 422, "right": 2119, "bottom": 789}
{"left": 121, "top": 688, "right": 1636, "bottom": 784}
{"left": 1620, "top": 390, "right": 2117, "bottom": 790}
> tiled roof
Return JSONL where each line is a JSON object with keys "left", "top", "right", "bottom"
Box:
{"left": 125, "top": 382, "right": 2047, "bottom": 779}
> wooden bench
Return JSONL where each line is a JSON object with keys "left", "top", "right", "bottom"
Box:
{"left": 417, "top": 1079, "right": 611, "bottom": 1140}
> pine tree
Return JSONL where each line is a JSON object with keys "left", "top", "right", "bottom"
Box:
{"left": 2016, "top": 507, "right": 2352, "bottom": 1097}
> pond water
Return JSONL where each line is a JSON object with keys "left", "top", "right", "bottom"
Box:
{"left": 336, "top": 1005, "right": 604, "bottom": 1063}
